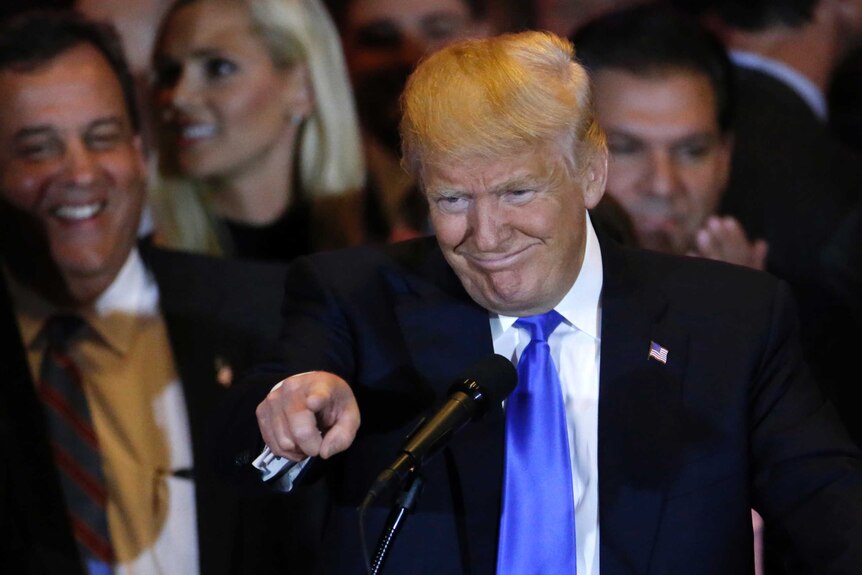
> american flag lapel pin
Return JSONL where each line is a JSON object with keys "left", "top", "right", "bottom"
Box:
{"left": 648, "top": 340, "right": 668, "bottom": 364}
{"left": 214, "top": 356, "right": 234, "bottom": 387}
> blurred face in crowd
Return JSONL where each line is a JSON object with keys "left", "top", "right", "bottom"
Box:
{"left": 592, "top": 69, "right": 731, "bottom": 254}
{"left": 832, "top": 0, "right": 862, "bottom": 53}
{"left": 423, "top": 143, "right": 606, "bottom": 316}
{"left": 0, "top": 44, "right": 147, "bottom": 306}
{"left": 153, "top": 0, "right": 311, "bottom": 183}
{"left": 341, "top": 0, "right": 488, "bottom": 153}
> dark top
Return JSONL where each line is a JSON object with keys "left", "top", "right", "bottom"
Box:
{"left": 222, "top": 199, "right": 313, "bottom": 263}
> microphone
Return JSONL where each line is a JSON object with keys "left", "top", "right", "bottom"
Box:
{"left": 363, "top": 353, "right": 517, "bottom": 505}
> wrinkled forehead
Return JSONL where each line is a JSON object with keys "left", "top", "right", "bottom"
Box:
{"left": 412, "top": 130, "right": 579, "bottom": 184}
{"left": 0, "top": 45, "right": 131, "bottom": 138}
{"left": 417, "top": 142, "right": 577, "bottom": 195}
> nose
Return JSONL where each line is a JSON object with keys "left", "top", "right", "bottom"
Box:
{"left": 469, "top": 198, "right": 509, "bottom": 252}
{"left": 63, "top": 139, "right": 99, "bottom": 187}
{"left": 647, "top": 150, "right": 682, "bottom": 198}
{"left": 159, "top": 68, "right": 197, "bottom": 114}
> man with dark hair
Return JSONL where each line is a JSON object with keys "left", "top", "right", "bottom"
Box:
{"left": 0, "top": 11, "right": 298, "bottom": 575}
{"left": 674, "top": 1, "right": 862, "bottom": 320}
{"left": 573, "top": 5, "right": 771, "bottom": 268}
{"left": 0, "top": 9, "right": 141, "bottom": 141}
{"left": 672, "top": 0, "right": 862, "bottom": 460}
{"left": 574, "top": 6, "right": 774, "bottom": 571}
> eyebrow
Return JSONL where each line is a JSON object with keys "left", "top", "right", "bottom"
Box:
{"left": 190, "top": 48, "right": 229, "bottom": 59}
{"left": 606, "top": 129, "right": 720, "bottom": 144}
{"left": 13, "top": 126, "right": 56, "bottom": 141}
{"left": 87, "top": 117, "right": 127, "bottom": 131}
{"left": 494, "top": 175, "right": 544, "bottom": 192}
{"left": 159, "top": 47, "right": 229, "bottom": 62}
{"left": 429, "top": 174, "right": 546, "bottom": 196}
{"left": 420, "top": 12, "right": 469, "bottom": 25}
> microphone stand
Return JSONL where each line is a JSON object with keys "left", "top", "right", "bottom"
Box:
{"left": 369, "top": 470, "right": 425, "bottom": 575}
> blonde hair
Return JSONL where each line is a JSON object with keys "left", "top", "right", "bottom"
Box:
{"left": 401, "top": 30, "right": 606, "bottom": 181}
{"left": 247, "top": 0, "right": 364, "bottom": 197}
{"left": 152, "top": 0, "right": 364, "bottom": 256}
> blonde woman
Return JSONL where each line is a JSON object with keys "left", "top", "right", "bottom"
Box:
{"left": 151, "top": 0, "right": 365, "bottom": 260}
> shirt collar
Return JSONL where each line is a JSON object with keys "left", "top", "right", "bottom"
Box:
{"left": 8, "top": 248, "right": 159, "bottom": 355}
{"left": 490, "top": 213, "right": 603, "bottom": 339}
{"left": 730, "top": 50, "right": 827, "bottom": 121}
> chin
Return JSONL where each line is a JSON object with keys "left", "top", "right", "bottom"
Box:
{"left": 177, "top": 154, "right": 217, "bottom": 179}
{"left": 476, "top": 289, "right": 545, "bottom": 317}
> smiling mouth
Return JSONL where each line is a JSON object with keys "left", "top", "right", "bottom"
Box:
{"left": 52, "top": 201, "right": 106, "bottom": 221}
{"left": 179, "top": 124, "right": 217, "bottom": 141}
{"left": 464, "top": 245, "right": 535, "bottom": 271}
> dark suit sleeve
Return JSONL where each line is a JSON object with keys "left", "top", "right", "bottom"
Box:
{"left": 213, "top": 254, "right": 357, "bottom": 486}
{"left": 749, "top": 281, "right": 862, "bottom": 573}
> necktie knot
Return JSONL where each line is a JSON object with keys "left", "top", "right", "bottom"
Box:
{"left": 42, "top": 315, "right": 86, "bottom": 352}
{"left": 514, "top": 309, "right": 564, "bottom": 343}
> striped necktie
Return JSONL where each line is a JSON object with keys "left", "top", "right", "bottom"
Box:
{"left": 496, "top": 310, "right": 577, "bottom": 574}
{"left": 38, "top": 315, "right": 114, "bottom": 575}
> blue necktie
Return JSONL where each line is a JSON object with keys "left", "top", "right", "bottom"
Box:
{"left": 39, "top": 316, "right": 114, "bottom": 575}
{"left": 497, "top": 310, "right": 577, "bottom": 574}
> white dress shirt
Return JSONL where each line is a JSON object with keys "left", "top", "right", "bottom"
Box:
{"left": 491, "top": 214, "right": 603, "bottom": 575}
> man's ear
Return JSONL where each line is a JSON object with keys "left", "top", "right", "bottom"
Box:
{"left": 716, "top": 133, "right": 734, "bottom": 192}
{"left": 582, "top": 147, "right": 608, "bottom": 209}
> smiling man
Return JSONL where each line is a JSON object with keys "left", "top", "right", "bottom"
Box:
{"left": 0, "top": 41, "right": 146, "bottom": 306}
{"left": 227, "top": 28, "right": 862, "bottom": 575}
{"left": 0, "top": 11, "right": 302, "bottom": 575}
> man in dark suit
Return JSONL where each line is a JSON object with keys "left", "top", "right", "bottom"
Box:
{"left": 0, "top": 11, "right": 307, "bottom": 574}
{"left": 229, "top": 30, "right": 862, "bottom": 574}
{"left": 574, "top": 5, "right": 768, "bottom": 269}
{"left": 674, "top": 0, "right": 862, "bottom": 429}
{"left": 673, "top": 0, "right": 862, "bottom": 248}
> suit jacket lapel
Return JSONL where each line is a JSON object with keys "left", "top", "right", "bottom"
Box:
{"left": 387, "top": 244, "right": 503, "bottom": 575}
{"left": 144, "top": 247, "right": 227, "bottom": 453}
{"left": 598, "top": 240, "right": 689, "bottom": 575}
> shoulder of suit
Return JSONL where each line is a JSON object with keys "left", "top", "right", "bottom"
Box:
{"left": 619, "top": 247, "right": 779, "bottom": 296}
{"left": 291, "top": 236, "right": 441, "bottom": 273}
{"left": 141, "top": 244, "right": 288, "bottom": 302}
